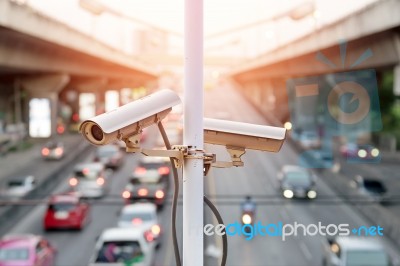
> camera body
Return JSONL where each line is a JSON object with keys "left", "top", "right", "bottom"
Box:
{"left": 79, "top": 89, "right": 287, "bottom": 155}
{"left": 204, "top": 118, "right": 286, "bottom": 152}
{"left": 80, "top": 89, "right": 181, "bottom": 146}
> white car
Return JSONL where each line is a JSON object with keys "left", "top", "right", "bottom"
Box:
{"left": 89, "top": 228, "right": 156, "bottom": 266}
{"left": 278, "top": 165, "right": 317, "bottom": 199}
{"left": 41, "top": 141, "right": 64, "bottom": 160}
{"left": 297, "top": 130, "right": 321, "bottom": 149}
{"left": 2, "top": 176, "right": 36, "bottom": 199}
{"left": 118, "top": 203, "right": 162, "bottom": 247}
{"left": 69, "top": 163, "right": 111, "bottom": 198}
{"left": 323, "top": 236, "right": 394, "bottom": 266}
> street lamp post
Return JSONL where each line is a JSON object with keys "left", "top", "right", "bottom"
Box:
{"left": 82, "top": 0, "right": 206, "bottom": 264}
{"left": 183, "top": 0, "right": 204, "bottom": 265}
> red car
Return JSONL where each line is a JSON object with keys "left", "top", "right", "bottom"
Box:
{"left": 0, "top": 234, "right": 56, "bottom": 266}
{"left": 43, "top": 193, "right": 90, "bottom": 230}
{"left": 122, "top": 157, "right": 170, "bottom": 209}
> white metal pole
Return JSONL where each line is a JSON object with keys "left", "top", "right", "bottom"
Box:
{"left": 183, "top": 0, "right": 203, "bottom": 265}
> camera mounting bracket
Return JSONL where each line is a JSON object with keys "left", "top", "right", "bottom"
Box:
{"left": 125, "top": 134, "right": 141, "bottom": 153}
{"left": 139, "top": 145, "right": 195, "bottom": 168}
{"left": 211, "top": 145, "right": 246, "bottom": 168}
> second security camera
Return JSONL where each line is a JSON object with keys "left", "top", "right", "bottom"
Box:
{"left": 80, "top": 89, "right": 181, "bottom": 146}
{"left": 204, "top": 118, "right": 286, "bottom": 152}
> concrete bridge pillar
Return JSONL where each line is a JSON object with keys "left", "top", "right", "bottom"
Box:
{"left": 20, "top": 74, "right": 70, "bottom": 137}
{"left": 394, "top": 64, "right": 400, "bottom": 96}
{"left": 75, "top": 78, "right": 108, "bottom": 116}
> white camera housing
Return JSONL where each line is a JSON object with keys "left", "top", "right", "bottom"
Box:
{"left": 204, "top": 118, "right": 286, "bottom": 152}
{"left": 80, "top": 89, "right": 181, "bottom": 146}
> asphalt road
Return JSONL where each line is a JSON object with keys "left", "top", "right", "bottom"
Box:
{"left": 202, "top": 84, "right": 400, "bottom": 266}
{"left": 337, "top": 154, "right": 400, "bottom": 216}
{"left": 5, "top": 126, "right": 181, "bottom": 266}
{"left": 2, "top": 83, "right": 400, "bottom": 266}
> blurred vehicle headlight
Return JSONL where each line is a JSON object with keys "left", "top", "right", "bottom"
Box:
{"left": 330, "top": 243, "right": 340, "bottom": 254}
{"left": 242, "top": 214, "right": 252, "bottom": 224}
{"left": 283, "top": 189, "right": 294, "bottom": 199}
{"left": 371, "top": 148, "right": 380, "bottom": 157}
{"left": 284, "top": 122, "right": 292, "bottom": 130}
{"left": 42, "top": 148, "right": 50, "bottom": 156}
{"left": 358, "top": 149, "right": 367, "bottom": 158}
{"left": 151, "top": 224, "right": 161, "bottom": 236}
{"left": 155, "top": 190, "right": 165, "bottom": 199}
{"left": 122, "top": 190, "right": 131, "bottom": 199}
{"left": 307, "top": 190, "right": 317, "bottom": 199}
{"left": 69, "top": 178, "right": 78, "bottom": 186}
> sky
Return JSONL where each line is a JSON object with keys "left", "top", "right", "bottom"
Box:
{"left": 27, "top": 0, "right": 380, "bottom": 58}
{"left": 27, "top": 0, "right": 380, "bottom": 33}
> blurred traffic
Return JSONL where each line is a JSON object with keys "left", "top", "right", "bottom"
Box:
{"left": 1, "top": 0, "right": 400, "bottom": 265}
{"left": 0, "top": 103, "right": 184, "bottom": 266}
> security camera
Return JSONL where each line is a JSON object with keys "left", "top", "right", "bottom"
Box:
{"left": 80, "top": 89, "right": 181, "bottom": 146}
{"left": 204, "top": 118, "right": 286, "bottom": 152}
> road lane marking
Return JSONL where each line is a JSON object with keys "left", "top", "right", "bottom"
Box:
{"left": 300, "top": 241, "right": 312, "bottom": 262}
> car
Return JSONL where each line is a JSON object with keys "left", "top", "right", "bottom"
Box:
{"left": 296, "top": 130, "right": 321, "bottom": 149}
{"left": 94, "top": 145, "right": 124, "bottom": 170}
{"left": 89, "top": 228, "right": 156, "bottom": 266}
{"left": 340, "top": 143, "right": 380, "bottom": 161}
{"left": 322, "top": 236, "right": 393, "bottom": 266}
{"left": 351, "top": 176, "right": 389, "bottom": 204}
{"left": 0, "top": 234, "right": 56, "bottom": 266}
{"left": 0, "top": 134, "right": 11, "bottom": 156}
{"left": 43, "top": 193, "right": 91, "bottom": 230}
{"left": 41, "top": 141, "right": 64, "bottom": 160}
{"left": 118, "top": 203, "right": 162, "bottom": 247}
{"left": 4, "top": 123, "right": 27, "bottom": 150}
{"left": 122, "top": 157, "right": 170, "bottom": 208}
{"left": 1, "top": 176, "right": 36, "bottom": 199}
{"left": 278, "top": 165, "right": 317, "bottom": 199}
{"left": 69, "top": 163, "right": 111, "bottom": 198}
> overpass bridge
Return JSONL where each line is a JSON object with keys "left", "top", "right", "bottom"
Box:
{"left": 0, "top": 0, "right": 157, "bottom": 136}
{"left": 2, "top": 0, "right": 399, "bottom": 139}
{"left": 229, "top": 0, "right": 400, "bottom": 124}
{"left": 0, "top": 0, "right": 249, "bottom": 138}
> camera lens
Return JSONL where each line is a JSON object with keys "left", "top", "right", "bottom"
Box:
{"left": 91, "top": 124, "right": 103, "bottom": 141}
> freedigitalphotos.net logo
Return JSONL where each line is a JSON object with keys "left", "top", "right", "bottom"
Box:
{"left": 204, "top": 221, "right": 384, "bottom": 241}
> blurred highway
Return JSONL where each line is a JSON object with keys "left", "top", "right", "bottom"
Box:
{"left": 0, "top": 0, "right": 399, "bottom": 265}
{"left": 1, "top": 84, "right": 399, "bottom": 266}
{"left": 202, "top": 84, "right": 400, "bottom": 266}
{"left": 337, "top": 155, "right": 400, "bottom": 216}
{"left": 0, "top": 134, "right": 88, "bottom": 182}
{"left": 3, "top": 127, "right": 179, "bottom": 266}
